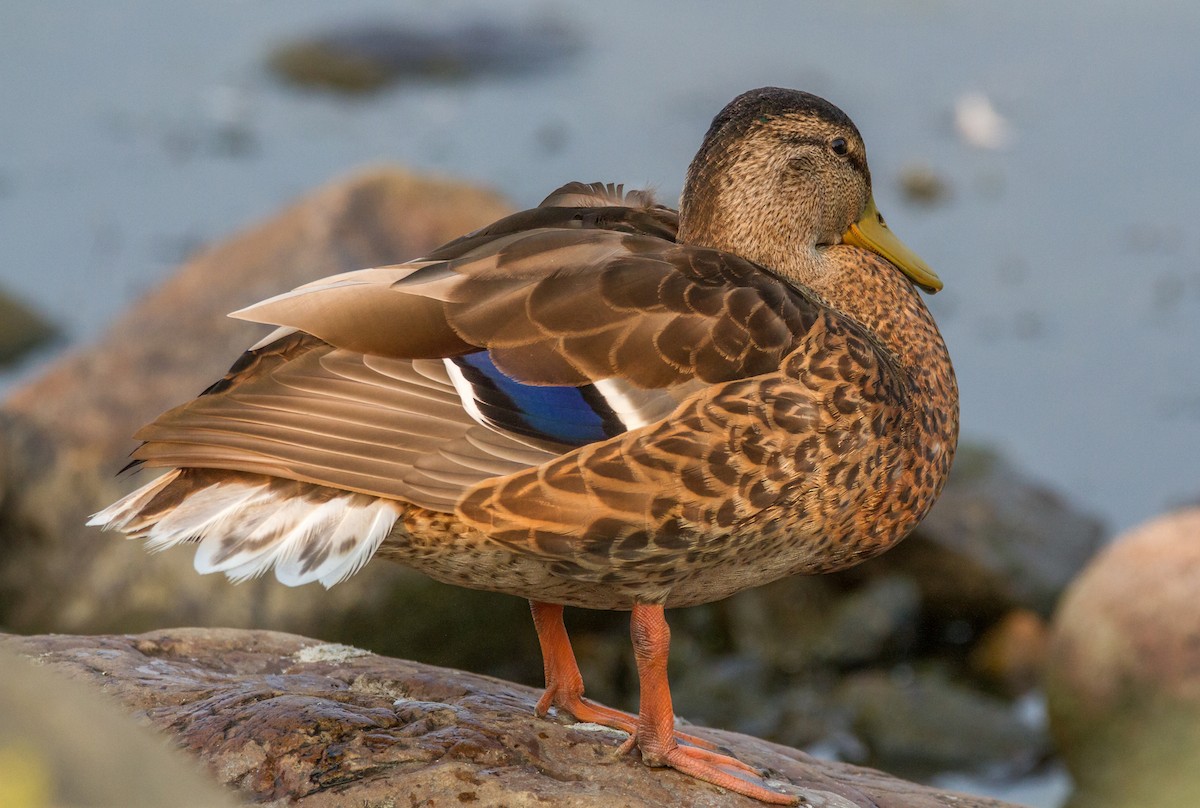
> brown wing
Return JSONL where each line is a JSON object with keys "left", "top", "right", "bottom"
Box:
{"left": 234, "top": 227, "right": 822, "bottom": 389}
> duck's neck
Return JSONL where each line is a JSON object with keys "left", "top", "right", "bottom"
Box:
{"left": 679, "top": 177, "right": 836, "bottom": 292}
{"left": 814, "top": 247, "right": 949, "bottom": 371}
{"left": 679, "top": 190, "right": 951, "bottom": 377}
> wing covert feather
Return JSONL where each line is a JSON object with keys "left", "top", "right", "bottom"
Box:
{"left": 234, "top": 227, "right": 821, "bottom": 391}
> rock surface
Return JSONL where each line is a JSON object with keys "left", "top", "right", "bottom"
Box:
{"left": 1, "top": 628, "right": 1022, "bottom": 808}
{"left": 968, "top": 609, "right": 1049, "bottom": 696}
{"left": 1045, "top": 507, "right": 1200, "bottom": 807}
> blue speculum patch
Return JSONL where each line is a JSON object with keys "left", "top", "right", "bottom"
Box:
{"left": 454, "top": 351, "right": 623, "bottom": 446}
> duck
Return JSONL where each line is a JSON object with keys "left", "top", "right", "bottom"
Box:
{"left": 90, "top": 87, "right": 958, "bottom": 804}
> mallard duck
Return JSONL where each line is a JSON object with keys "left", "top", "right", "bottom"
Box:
{"left": 91, "top": 87, "right": 958, "bottom": 804}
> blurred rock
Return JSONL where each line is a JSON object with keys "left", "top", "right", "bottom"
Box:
{"left": 1045, "top": 508, "right": 1200, "bottom": 808}
{"left": 969, "top": 609, "right": 1049, "bottom": 696}
{"left": 849, "top": 445, "right": 1106, "bottom": 624}
{"left": 0, "top": 643, "right": 239, "bottom": 807}
{"left": 833, "top": 666, "right": 1046, "bottom": 779}
{"left": 1, "top": 627, "right": 1024, "bottom": 808}
{"left": 813, "top": 576, "right": 923, "bottom": 667}
{"left": 721, "top": 575, "right": 842, "bottom": 674}
{"left": 0, "top": 287, "right": 57, "bottom": 368}
{"left": 269, "top": 17, "right": 581, "bottom": 93}
{"left": 0, "top": 166, "right": 512, "bottom": 643}
{"left": 670, "top": 647, "right": 778, "bottom": 742}
{"left": 723, "top": 574, "right": 920, "bottom": 674}
{"left": 898, "top": 163, "right": 951, "bottom": 206}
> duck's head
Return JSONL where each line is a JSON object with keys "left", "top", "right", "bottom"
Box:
{"left": 678, "top": 87, "right": 942, "bottom": 294}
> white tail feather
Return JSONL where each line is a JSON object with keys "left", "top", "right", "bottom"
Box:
{"left": 86, "top": 470, "right": 181, "bottom": 531}
{"left": 145, "top": 482, "right": 269, "bottom": 552}
{"left": 194, "top": 495, "right": 336, "bottom": 579}
{"left": 275, "top": 504, "right": 385, "bottom": 587}
{"left": 89, "top": 472, "right": 401, "bottom": 588}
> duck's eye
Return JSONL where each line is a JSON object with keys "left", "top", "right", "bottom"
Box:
{"left": 830, "top": 137, "right": 849, "bottom": 156}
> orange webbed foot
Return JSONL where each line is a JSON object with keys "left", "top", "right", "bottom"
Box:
{"left": 616, "top": 732, "right": 763, "bottom": 777}
{"left": 535, "top": 684, "right": 638, "bottom": 734}
{"left": 626, "top": 602, "right": 799, "bottom": 805}
{"left": 645, "top": 740, "right": 798, "bottom": 805}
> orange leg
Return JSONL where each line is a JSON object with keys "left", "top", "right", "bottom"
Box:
{"left": 529, "top": 601, "right": 720, "bottom": 751}
{"left": 620, "top": 602, "right": 798, "bottom": 805}
{"left": 529, "top": 600, "right": 639, "bottom": 733}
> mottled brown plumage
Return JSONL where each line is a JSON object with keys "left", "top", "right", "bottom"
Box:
{"left": 92, "top": 88, "right": 958, "bottom": 803}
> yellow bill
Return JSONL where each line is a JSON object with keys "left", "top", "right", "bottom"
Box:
{"left": 843, "top": 196, "right": 943, "bottom": 293}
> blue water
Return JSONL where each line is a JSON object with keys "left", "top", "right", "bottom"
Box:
{"left": 3, "top": 4, "right": 1200, "bottom": 801}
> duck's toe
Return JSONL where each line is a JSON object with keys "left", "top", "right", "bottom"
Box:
{"left": 636, "top": 738, "right": 798, "bottom": 805}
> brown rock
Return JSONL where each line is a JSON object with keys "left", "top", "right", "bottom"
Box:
{"left": 897, "top": 163, "right": 951, "bottom": 207}
{"left": 722, "top": 574, "right": 920, "bottom": 676}
{"left": 1, "top": 628, "right": 1022, "bottom": 808}
{"left": 832, "top": 666, "right": 1044, "bottom": 778}
{"left": 0, "top": 167, "right": 511, "bottom": 636}
{"left": 1045, "top": 508, "right": 1200, "bottom": 807}
{"left": 968, "top": 609, "right": 1050, "bottom": 696}
{"left": 267, "top": 17, "right": 581, "bottom": 94}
